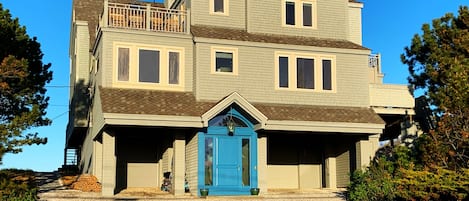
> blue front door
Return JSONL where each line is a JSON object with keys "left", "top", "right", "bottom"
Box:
{"left": 198, "top": 108, "right": 258, "bottom": 196}
{"left": 215, "top": 136, "right": 241, "bottom": 188}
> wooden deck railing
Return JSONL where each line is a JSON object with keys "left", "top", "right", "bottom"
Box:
{"left": 100, "top": 1, "right": 188, "bottom": 33}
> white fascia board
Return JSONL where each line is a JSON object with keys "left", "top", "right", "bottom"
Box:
{"left": 264, "top": 120, "right": 385, "bottom": 134}
{"left": 201, "top": 92, "right": 268, "bottom": 127}
{"left": 103, "top": 113, "right": 204, "bottom": 128}
{"left": 372, "top": 107, "right": 415, "bottom": 115}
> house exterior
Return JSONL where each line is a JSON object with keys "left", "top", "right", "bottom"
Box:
{"left": 66, "top": 0, "right": 414, "bottom": 196}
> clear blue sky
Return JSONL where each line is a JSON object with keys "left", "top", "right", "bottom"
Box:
{"left": 0, "top": 0, "right": 467, "bottom": 171}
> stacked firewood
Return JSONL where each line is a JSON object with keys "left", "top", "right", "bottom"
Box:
{"left": 71, "top": 174, "right": 102, "bottom": 192}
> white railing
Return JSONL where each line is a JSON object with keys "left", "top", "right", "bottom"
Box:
{"left": 101, "top": 1, "right": 187, "bottom": 33}
{"left": 369, "top": 54, "right": 380, "bottom": 69}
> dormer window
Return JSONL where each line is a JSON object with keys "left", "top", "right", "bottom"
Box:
{"left": 283, "top": 0, "right": 317, "bottom": 29}
{"left": 210, "top": 0, "right": 229, "bottom": 15}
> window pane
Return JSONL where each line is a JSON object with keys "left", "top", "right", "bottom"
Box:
{"left": 297, "top": 58, "right": 314, "bottom": 89}
{"left": 169, "top": 52, "right": 179, "bottom": 84}
{"left": 279, "top": 57, "right": 289, "bottom": 88}
{"left": 303, "top": 3, "right": 312, "bottom": 27}
{"left": 323, "top": 60, "right": 332, "bottom": 90}
{"left": 242, "top": 139, "right": 250, "bottom": 186}
{"left": 118, "top": 48, "right": 129, "bottom": 81}
{"left": 214, "top": 0, "right": 224, "bottom": 12}
{"left": 139, "top": 50, "right": 160, "bottom": 83}
{"left": 205, "top": 137, "right": 213, "bottom": 186}
{"left": 286, "top": 1, "right": 295, "bottom": 25}
{"left": 216, "top": 52, "right": 233, "bottom": 72}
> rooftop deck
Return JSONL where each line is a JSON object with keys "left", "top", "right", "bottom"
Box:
{"left": 99, "top": 1, "right": 188, "bottom": 33}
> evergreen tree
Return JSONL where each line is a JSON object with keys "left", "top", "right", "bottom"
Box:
{"left": 402, "top": 6, "right": 469, "bottom": 169}
{"left": 0, "top": 3, "right": 52, "bottom": 163}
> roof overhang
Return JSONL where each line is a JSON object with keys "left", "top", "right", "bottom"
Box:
{"left": 103, "top": 113, "right": 204, "bottom": 128}
{"left": 263, "top": 120, "right": 384, "bottom": 134}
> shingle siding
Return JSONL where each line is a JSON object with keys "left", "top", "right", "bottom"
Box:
{"left": 99, "top": 30, "right": 193, "bottom": 91}
{"left": 185, "top": 133, "right": 198, "bottom": 194}
{"left": 194, "top": 41, "right": 370, "bottom": 107}
{"left": 248, "top": 0, "right": 348, "bottom": 40}
{"left": 191, "top": 0, "right": 246, "bottom": 29}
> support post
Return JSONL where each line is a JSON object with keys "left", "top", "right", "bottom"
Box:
{"left": 172, "top": 134, "right": 186, "bottom": 195}
{"left": 257, "top": 135, "right": 267, "bottom": 194}
{"left": 102, "top": 132, "right": 116, "bottom": 196}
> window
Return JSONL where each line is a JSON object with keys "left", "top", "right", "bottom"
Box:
{"left": 279, "top": 57, "right": 289, "bottom": 88}
{"left": 210, "top": 0, "right": 228, "bottom": 15}
{"left": 168, "top": 52, "right": 180, "bottom": 84}
{"left": 118, "top": 48, "right": 129, "bottom": 81}
{"left": 216, "top": 52, "right": 233, "bottom": 72}
{"left": 322, "top": 59, "right": 332, "bottom": 90}
{"left": 114, "top": 43, "right": 184, "bottom": 90}
{"left": 276, "top": 52, "right": 335, "bottom": 91}
{"left": 297, "top": 58, "right": 314, "bottom": 89}
{"left": 211, "top": 47, "right": 238, "bottom": 75}
{"left": 139, "top": 49, "right": 160, "bottom": 83}
{"left": 285, "top": 1, "right": 295, "bottom": 25}
{"left": 282, "top": 0, "right": 316, "bottom": 28}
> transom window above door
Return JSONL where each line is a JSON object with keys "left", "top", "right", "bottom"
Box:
{"left": 114, "top": 43, "right": 184, "bottom": 90}
{"left": 283, "top": 0, "right": 317, "bottom": 29}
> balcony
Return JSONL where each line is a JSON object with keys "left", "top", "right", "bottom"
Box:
{"left": 99, "top": 1, "right": 188, "bottom": 33}
{"left": 369, "top": 84, "right": 414, "bottom": 115}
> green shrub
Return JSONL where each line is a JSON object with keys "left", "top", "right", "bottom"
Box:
{"left": 395, "top": 168, "right": 469, "bottom": 201}
{"left": 0, "top": 169, "right": 38, "bottom": 201}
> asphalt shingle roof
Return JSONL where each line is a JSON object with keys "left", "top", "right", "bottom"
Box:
{"left": 100, "top": 87, "right": 384, "bottom": 124}
{"left": 191, "top": 25, "right": 368, "bottom": 50}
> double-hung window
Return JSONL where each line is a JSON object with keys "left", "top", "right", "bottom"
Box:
{"left": 115, "top": 44, "right": 184, "bottom": 90}
{"left": 276, "top": 52, "right": 335, "bottom": 92}
{"left": 283, "top": 0, "right": 317, "bottom": 28}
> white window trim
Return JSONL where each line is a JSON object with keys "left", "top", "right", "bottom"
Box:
{"left": 275, "top": 52, "right": 336, "bottom": 92}
{"left": 281, "top": 0, "right": 317, "bottom": 29}
{"left": 209, "top": 0, "right": 229, "bottom": 16}
{"left": 112, "top": 42, "right": 185, "bottom": 91}
{"left": 211, "top": 46, "right": 238, "bottom": 75}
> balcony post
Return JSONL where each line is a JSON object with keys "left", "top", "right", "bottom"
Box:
{"left": 146, "top": 4, "right": 151, "bottom": 31}
{"left": 103, "top": 0, "right": 109, "bottom": 28}
{"left": 186, "top": 9, "right": 190, "bottom": 33}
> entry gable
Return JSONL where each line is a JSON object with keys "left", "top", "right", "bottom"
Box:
{"left": 201, "top": 92, "right": 268, "bottom": 129}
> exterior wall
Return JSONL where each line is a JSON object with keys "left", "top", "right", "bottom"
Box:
{"left": 369, "top": 84, "right": 415, "bottom": 109}
{"left": 347, "top": 2, "right": 363, "bottom": 45}
{"left": 194, "top": 41, "right": 371, "bottom": 107}
{"left": 185, "top": 133, "right": 198, "bottom": 195}
{"left": 80, "top": 131, "right": 94, "bottom": 174}
{"left": 191, "top": 0, "right": 246, "bottom": 29}
{"left": 162, "top": 147, "right": 174, "bottom": 174}
{"left": 336, "top": 149, "right": 350, "bottom": 188}
{"left": 127, "top": 163, "right": 159, "bottom": 187}
{"left": 98, "top": 30, "right": 194, "bottom": 92}
{"left": 247, "top": 0, "right": 348, "bottom": 40}
{"left": 70, "top": 21, "right": 90, "bottom": 99}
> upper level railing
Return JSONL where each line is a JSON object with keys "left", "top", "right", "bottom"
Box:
{"left": 369, "top": 54, "right": 380, "bottom": 69}
{"left": 100, "top": 1, "right": 188, "bottom": 33}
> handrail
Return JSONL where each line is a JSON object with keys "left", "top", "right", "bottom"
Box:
{"left": 100, "top": 1, "right": 187, "bottom": 33}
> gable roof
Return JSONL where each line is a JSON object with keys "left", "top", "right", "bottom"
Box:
{"left": 99, "top": 87, "right": 383, "bottom": 124}
{"left": 191, "top": 25, "right": 368, "bottom": 50}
